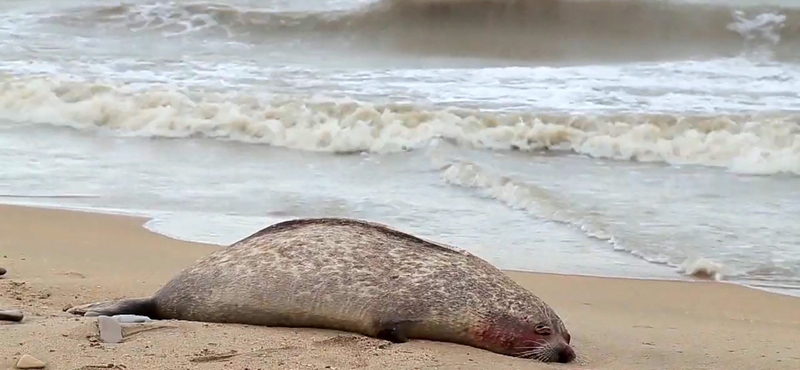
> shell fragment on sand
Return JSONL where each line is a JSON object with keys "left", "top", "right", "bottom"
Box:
{"left": 98, "top": 316, "right": 123, "bottom": 343}
{"left": 0, "top": 308, "right": 24, "bottom": 322}
{"left": 94, "top": 315, "right": 163, "bottom": 343}
{"left": 15, "top": 354, "right": 46, "bottom": 369}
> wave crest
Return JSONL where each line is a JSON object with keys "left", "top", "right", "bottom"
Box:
{"left": 1, "top": 75, "right": 798, "bottom": 175}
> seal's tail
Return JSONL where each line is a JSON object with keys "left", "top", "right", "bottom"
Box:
{"left": 66, "top": 297, "right": 157, "bottom": 318}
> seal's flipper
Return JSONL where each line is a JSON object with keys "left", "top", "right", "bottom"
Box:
{"left": 376, "top": 320, "right": 418, "bottom": 343}
{"left": 377, "top": 322, "right": 408, "bottom": 343}
{"left": 66, "top": 297, "right": 156, "bottom": 318}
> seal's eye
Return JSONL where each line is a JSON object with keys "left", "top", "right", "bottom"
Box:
{"left": 534, "top": 324, "right": 552, "bottom": 336}
{"left": 564, "top": 332, "right": 571, "bottom": 344}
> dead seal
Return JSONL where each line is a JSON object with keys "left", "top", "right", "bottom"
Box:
{"left": 67, "top": 218, "right": 576, "bottom": 362}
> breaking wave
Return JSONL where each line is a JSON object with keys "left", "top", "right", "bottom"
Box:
{"left": 436, "top": 157, "right": 800, "bottom": 291}
{"left": 41, "top": 0, "right": 800, "bottom": 62}
{"left": 436, "top": 158, "right": 691, "bottom": 268}
{"left": 1, "top": 75, "right": 798, "bottom": 176}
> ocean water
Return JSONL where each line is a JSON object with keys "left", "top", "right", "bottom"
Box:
{"left": 1, "top": 0, "right": 799, "bottom": 296}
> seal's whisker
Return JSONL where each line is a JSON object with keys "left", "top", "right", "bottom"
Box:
{"left": 521, "top": 347, "right": 542, "bottom": 353}
{"left": 517, "top": 349, "right": 542, "bottom": 357}
{"left": 520, "top": 339, "right": 548, "bottom": 346}
{"left": 519, "top": 348, "right": 548, "bottom": 361}
{"left": 539, "top": 342, "right": 557, "bottom": 361}
{"left": 517, "top": 344, "right": 550, "bottom": 359}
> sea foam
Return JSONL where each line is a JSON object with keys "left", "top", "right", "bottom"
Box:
{"left": 1, "top": 75, "right": 798, "bottom": 175}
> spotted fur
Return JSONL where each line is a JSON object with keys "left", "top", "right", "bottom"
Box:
{"left": 67, "top": 218, "right": 574, "bottom": 362}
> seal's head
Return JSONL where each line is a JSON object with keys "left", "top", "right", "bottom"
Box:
{"left": 472, "top": 310, "right": 575, "bottom": 363}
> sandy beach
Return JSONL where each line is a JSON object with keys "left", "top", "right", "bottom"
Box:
{"left": 1, "top": 203, "right": 798, "bottom": 370}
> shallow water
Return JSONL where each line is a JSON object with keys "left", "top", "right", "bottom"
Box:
{"left": 1, "top": 0, "right": 799, "bottom": 296}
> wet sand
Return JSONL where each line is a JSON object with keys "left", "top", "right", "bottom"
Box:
{"left": 1, "top": 204, "right": 797, "bottom": 369}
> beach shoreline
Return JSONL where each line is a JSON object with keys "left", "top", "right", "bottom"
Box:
{"left": 1, "top": 203, "right": 798, "bottom": 369}
{"left": 3, "top": 198, "right": 798, "bottom": 298}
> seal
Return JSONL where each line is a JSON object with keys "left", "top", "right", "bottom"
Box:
{"left": 67, "top": 218, "right": 575, "bottom": 362}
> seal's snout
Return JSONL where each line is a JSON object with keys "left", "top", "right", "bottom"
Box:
{"left": 557, "top": 345, "right": 576, "bottom": 363}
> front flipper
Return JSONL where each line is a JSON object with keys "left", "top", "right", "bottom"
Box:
{"left": 376, "top": 319, "right": 418, "bottom": 343}
{"left": 66, "top": 297, "right": 156, "bottom": 318}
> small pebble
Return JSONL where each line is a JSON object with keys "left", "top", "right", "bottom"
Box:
{"left": 0, "top": 267, "right": 6, "bottom": 276}
{"left": 0, "top": 308, "right": 24, "bottom": 322}
{"left": 113, "top": 314, "right": 152, "bottom": 323}
{"left": 98, "top": 316, "right": 123, "bottom": 343}
{"left": 16, "top": 354, "right": 46, "bottom": 369}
